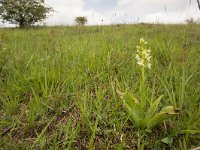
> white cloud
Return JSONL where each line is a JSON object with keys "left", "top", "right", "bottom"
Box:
{"left": 1, "top": 0, "right": 200, "bottom": 27}
{"left": 45, "top": 0, "right": 200, "bottom": 25}
{"left": 45, "top": 0, "right": 84, "bottom": 25}
{"left": 113, "top": 0, "right": 200, "bottom": 23}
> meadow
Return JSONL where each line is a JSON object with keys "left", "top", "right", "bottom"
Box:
{"left": 0, "top": 24, "right": 200, "bottom": 149}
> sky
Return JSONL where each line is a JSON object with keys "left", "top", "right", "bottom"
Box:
{"left": 44, "top": 0, "right": 200, "bottom": 25}
{"left": 1, "top": 0, "right": 200, "bottom": 26}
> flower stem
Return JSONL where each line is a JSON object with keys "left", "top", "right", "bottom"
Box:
{"left": 140, "top": 67, "right": 146, "bottom": 109}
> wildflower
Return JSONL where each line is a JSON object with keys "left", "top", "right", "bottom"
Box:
{"left": 137, "top": 61, "right": 145, "bottom": 67}
{"left": 135, "top": 38, "right": 151, "bottom": 69}
{"left": 147, "top": 63, "right": 152, "bottom": 69}
{"left": 140, "top": 37, "right": 148, "bottom": 45}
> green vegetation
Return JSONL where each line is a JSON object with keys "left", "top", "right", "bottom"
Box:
{"left": 0, "top": 24, "right": 200, "bottom": 149}
{"left": 75, "top": 16, "right": 88, "bottom": 26}
{"left": 0, "top": 0, "right": 52, "bottom": 28}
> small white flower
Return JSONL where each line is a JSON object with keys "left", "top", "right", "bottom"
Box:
{"left": 137, "top": 60, "right": 145, "bottom": 66}
{"left": 147, "top": 63, "right": 152, "bottom": 69}
{"left": 135, "top": 38, "right": 151, "bottom": 69}
{"left": 140, "top": 37, "right": 148, "bottom": 45}
{"left": 135, "top": 54, "right": 140, "bottom": 60}
{"left": 147, "top": 56, "right": 151, "bottom": 61}
{"left": 147, "top": 49, "right": 151, "bottom": 53}
{"left": 136, "top": 46, "right": 140, "bottom": 50}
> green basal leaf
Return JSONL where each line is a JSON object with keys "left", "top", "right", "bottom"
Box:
{"left": 123, "top": 92, "right": 147, "bottom": 129}
{"left": 128, "top": 92, "right": 139, "bottom": 103}
{"left": 145, "top": 128, "right": 152, "bottom": 133}
{"left": 147, "top": 106, "right": 179, "bottom": 129}
{"left": 147, "top": 113, "right": 169, "bottom": 129}
{"left": 159, "top": 106, "right": 180, "bottom": 115}
{"left": 145, "top": 95, "right": 163, "bottom": 122}
{"left": 161, "top": 137, "right": 173, "bottom": 145}
{"left": 124, "top": 100, "right": 141, "bottom": 128}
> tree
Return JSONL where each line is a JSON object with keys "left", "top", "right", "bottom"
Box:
{"left": 0, "top": 0, "right": 52, "bottom": 28}
{"left": 185, "top": 17, "right": 197, "bottom": 24}
{"left": 185, "top": 17, "right": 196, "bottom": 24}
{"left": 75, "top": 16, "right": 88, "bottom": 26}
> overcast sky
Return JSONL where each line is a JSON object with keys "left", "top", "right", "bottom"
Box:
{"left": 1, "top": 0, "right": 200, "bottom": 26}
{"left": 44, "top": 0, "right": 200, "bottom": 25}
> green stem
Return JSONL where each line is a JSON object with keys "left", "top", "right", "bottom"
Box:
{"left": 137, "top": 131, "right": 141, "bottom": 150}
{"left": 137, "top": 131, "right": 145, "bottom": 150}
{"left": 140, "top": 67, "right": 146, "bottom": 109}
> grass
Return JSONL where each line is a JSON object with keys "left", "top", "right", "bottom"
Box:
{"left": 0, "top": 24, "right": 200, "bottom": 149}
